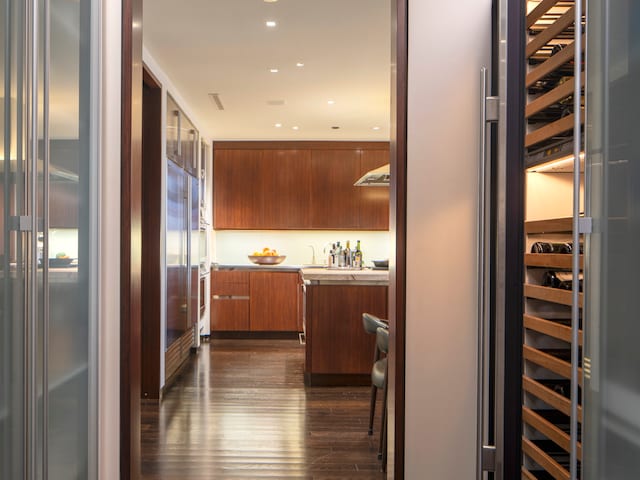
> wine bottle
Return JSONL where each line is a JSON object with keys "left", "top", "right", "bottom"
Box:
{"left": 354, "top": 240, "right": 363, "bottom": 269}
{"left": 543, "top": 270, "right": 583, "bottom": 291}
{"left": 344, "top": 240, "right": 352, "bottom": 267}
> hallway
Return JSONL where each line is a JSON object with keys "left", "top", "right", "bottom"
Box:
{"left": 140, "top": 339, "right": 386, "bottom": 479}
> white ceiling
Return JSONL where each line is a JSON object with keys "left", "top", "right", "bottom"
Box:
{"left": 143, "top": 0, "right": 391, "bottom": 141}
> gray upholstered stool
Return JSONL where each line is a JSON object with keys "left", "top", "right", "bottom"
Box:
{"left": 362, "top": 313, "right": 389, "bottom": 435}
{"left": 373, "top": 326, "right": 389, "bottom": 470}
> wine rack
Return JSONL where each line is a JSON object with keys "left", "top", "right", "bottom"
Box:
{"left": 525, "top": 0, "right": 585, "bottom": 157}
{"left": 522, "top": 217, "right": 583, "bottom": 480}
{"left": 521, "top": 2, "right": 584, "bottom": 477}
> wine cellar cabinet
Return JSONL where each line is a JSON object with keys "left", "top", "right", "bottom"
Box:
{"left": 522, "top": 218, "right": 583, "bottom": 480}
{"left": 521, "top": 1, "right": 585, "bottom": 479}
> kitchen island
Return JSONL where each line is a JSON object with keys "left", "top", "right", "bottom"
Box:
{"left": 301, "top": 267, "right": 389, "bottom": 386}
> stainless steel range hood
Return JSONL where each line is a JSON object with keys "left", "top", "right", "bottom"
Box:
{"left": 354, "top": 163, "right": 390, "bottom": 186}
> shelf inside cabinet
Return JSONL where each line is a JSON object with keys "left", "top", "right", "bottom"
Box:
{"left": 522, "top": 437, "right": 570, "bottom": 480}
{"left": 524, "top": 253, "right": 583, "bottom": 269}
{"left": 523, "top": 407, "right": 582, "bottom": 458}
{"left": 524, "top": 314, "right": 582, "bottom": 345}
{"left": 523, "top": 376, "right": 583, "bottom": 423}
{"left": 523, "top": 345, "right": 583, "bottom": 384}
{"left": 525, "top": 217, "right": 573, "bottom": 234}
{"left": 524, "top": 284, "right": 583, "bottom": 308}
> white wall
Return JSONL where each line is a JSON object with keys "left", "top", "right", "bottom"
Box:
{"left": 405, "top": 0, "right": 492, "bottom": 477}
{"left": 214, "top": 230, "right": 390, "bottom": 266}
{"left": 526, "top": 172, "right": 584, "bottom": 221}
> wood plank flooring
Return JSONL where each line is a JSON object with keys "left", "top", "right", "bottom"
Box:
{"left": 141, "top": 339, "right": 386, "bottom": 479}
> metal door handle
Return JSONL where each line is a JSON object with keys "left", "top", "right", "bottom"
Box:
{"left": 477, "top": 66, "right": 497, "bottom": 477}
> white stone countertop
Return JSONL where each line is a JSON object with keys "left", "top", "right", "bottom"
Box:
{"left": 301, "top": 267, "right": 389, "bottom": 285}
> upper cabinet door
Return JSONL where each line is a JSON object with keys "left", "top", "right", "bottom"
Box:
{"left": 310, "top": 149, "right": 361, "bottom": 229}
{"left": 181, "top": 114, "right": 199, "bottom": 176}
{"left": 166, "top": 95, "right": 181, "bottom": 165}
{"left": 213, "top": 149, "right": 263, "bottom": 229}
{"left": 358, "top": 149, "right": 390, "bottom": 230}
{"left": 261, "top": 149, "right": 312, "bottom": 229}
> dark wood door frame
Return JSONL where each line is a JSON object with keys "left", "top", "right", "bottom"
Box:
{"left": 121, "top": 0, "right": 143, "bottom": 477}
{"left": 141, "top": 66, "right": 163, "bottom": 401}
{"left": 389, "top": 1, "right": 407, "bottom": 477}
{"left": 120, "top": 1, "right": 409, "bottom": 478}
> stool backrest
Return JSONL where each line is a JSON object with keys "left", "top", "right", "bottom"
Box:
{"left": 362, "top": 312, "right": 388, "bottom": 335}
{"left": 376, "top": 326, "right": 389, "bottom": 354}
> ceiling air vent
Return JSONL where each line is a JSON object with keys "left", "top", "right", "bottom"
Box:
{"left": 208, "top": 93, "right": 224, "bottom": 110}
{"left": 266, "top": 99, "right": 286, "bottom": 106}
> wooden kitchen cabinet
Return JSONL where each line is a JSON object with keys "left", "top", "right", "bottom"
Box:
{"left": 309, "top": 149, "right": 361, "bottom": 229}
{"left": 213, "top": 150, "right": 263, "bottom": 229}
{"left": 249, "top": 271, "right": 299, "bottom": 331}
{"left": 212, "top": 141, "right": 389, "bottom": 230}
{"left": 49, "top": 181, "right": 79, "bottom": 228}
{"left": 305, "top": 283, "right": 388, "bottom": 385}
{"left": 260, "top": 149, "right": 312, "bottom": 229}
{"left": 211, "top": 270, "right": 250, "bottom": 331}
{"left": 358, "top": 150, "right": 390, "bottom": 229}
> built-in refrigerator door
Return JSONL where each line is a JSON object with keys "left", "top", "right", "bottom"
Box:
{"left": 166, "top": 161, "right": 188, "bottom": 347}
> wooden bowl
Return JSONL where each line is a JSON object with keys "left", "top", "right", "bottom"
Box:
{"left": 248, "top": 255, "right": 286, "bottom": 265}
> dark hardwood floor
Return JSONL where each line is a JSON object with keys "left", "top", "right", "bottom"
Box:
{"left": 141, "top": 339, "right": 386, "bottom": 479}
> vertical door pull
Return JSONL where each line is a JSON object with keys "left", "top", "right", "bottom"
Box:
{"left": 485, "top": 96, "right": 499, "bottom": 123}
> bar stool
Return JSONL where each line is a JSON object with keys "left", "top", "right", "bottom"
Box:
{"left": 362, "top": 313, "right": 389, "bottom": 435}
{"left": 373, "top": 326, "right": 389, "bottom": 471}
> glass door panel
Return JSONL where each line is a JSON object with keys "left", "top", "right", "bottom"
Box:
{"left": 584, "top": 1, "right": 640, "bottom": 478}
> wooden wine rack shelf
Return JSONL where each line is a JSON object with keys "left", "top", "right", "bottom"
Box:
{"left": 523, "top": 407, "right": 582, "bottom": 457}
{"left": 523, "top": 376, "right": 583, "bottom": 422}
{"left": 523, "top": 345, "right": 583, "bottom": 384}
{"left": 525, "top": 217, "right": 573, "bottom": 234}
{"left": 524, "top": 284, "right": 583, "bottom": 308}
{"left": 524, "top": 313, "right": 583, "bottom": 345}
{"left": 524, "top": 253, "right": 583, "bottom": 269}
{"left": 525, "top": 110, "right": 584, "bottom": 148}
{"left": 522, "top": 437, "right": 570, "bottom": 480}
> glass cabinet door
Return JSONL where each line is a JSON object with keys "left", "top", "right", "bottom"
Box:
{"left": 584, "top": 1, "right": 640, "bottom": 478}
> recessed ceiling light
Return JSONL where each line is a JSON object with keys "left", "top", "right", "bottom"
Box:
{"left": 292, "top": 126, "right": 299, "bottom": 130}
{"left": 264, "top": 0, "right": 278, "bottom": 3}
{"left": 331, "top": 126, "right": 340, "bottom": 130}
{"left": 372, "top": 126, "right": 381, "bottom": 131}
{"left": 296, "top": 62, "right": 304, "bottom": 67}
{"left": 327, "top": 100, "right": 335, "bottom": 105}
{"left": 274, "top": 123, "right": 282, "bottom": 128}
{"left": 265, "top": 20, "right": 277, "bottom": 27}
{"left": 270, "top": 68, "right": 279, "bottom": 73}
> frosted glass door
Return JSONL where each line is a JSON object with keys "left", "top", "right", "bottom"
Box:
{"left": 584, "top": 1, "right": 640, "bottom": 478}
{"left": 1, "top": 0, "right": 99, "bottom": 477}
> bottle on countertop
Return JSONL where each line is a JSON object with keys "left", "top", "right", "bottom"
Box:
{"left": 344, "top": 240, "right": 352, "bottom": 267}
{"left": 328, "top": 243, "right": 336, "bottom": 268}
{"left": 354, "top": 240, "right": 363, "bottom": 268}
{"left": 336, "top": 242, "right": 344, "bottom": 267}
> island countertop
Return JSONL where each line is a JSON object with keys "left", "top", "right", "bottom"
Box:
{"left": 301, "top": 267, "right": 389, "bottom": 285}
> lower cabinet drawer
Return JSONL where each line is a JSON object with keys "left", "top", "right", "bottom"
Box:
{"left": 211, "top": 298, "right": 249, "bottom": 331}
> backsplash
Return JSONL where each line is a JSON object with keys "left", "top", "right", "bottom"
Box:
{"left": 49, "top": 228, "right": 79, "bottom": 259}
{"left": 213, "top": 230, "right": 391, "bottom": 267}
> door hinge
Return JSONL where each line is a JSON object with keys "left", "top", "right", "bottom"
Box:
{"left": 485, "top": 96, "right": 499, "bottom": 123}
{"left": 482, "top": 445, "right": 496, "bottom": 472}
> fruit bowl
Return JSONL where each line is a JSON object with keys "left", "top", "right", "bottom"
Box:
{"left": 248, "top": 255, "right": 286, "bottom": 265}
{"left": 49, "top": 257, "right": 74, "bottom": 267}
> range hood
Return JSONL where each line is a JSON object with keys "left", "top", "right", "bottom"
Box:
{"left": 354, "top": 163, "right": 390, "bottom": 186}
